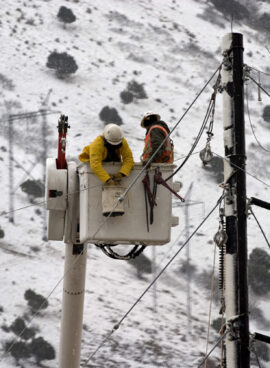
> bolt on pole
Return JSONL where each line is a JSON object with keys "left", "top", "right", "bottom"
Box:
{"left": 221, "top": 33, "right": 250, "bottom": 368}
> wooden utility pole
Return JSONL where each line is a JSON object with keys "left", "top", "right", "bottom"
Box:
{"left": 222, "top": 33, "right": 250, "bottom": 368}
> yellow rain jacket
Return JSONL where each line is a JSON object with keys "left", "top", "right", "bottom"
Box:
{"left": 78, "top": 135, "right": 134, "bottom": 183}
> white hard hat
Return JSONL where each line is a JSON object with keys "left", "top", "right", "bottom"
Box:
{"left": 103, "top": 123, "right": 123, "bottom": 145}
{"left": 141, "top": 111, "right": 160, "bottom": 127}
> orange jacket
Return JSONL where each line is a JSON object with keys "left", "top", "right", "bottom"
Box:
{"left": 142, "top": 125, "right": 173, "bottom": 163}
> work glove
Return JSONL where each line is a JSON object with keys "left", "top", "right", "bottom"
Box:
{"left": 106, "top": 178, "right": 115, "bottom": 186}
{"left": 112, "top": 172, "right": 124, "bottom": 180}
{"left": 140, "top": 155, "right": 148, "bottom": 166}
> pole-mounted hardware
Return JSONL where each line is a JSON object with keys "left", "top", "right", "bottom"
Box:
{"left": 57, "top": 114, "right": 70, "bottom": 170}
{"left": 214, "top": 207, "right": 228, "bottom": 247}
{"left": 249, "top": 197, "right": 270, "bottom": 211}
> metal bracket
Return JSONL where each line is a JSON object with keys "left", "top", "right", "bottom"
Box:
{"left": 222, "top": 51, "right": 232, "bottom": 71}
{"left": 243, "top": 64, "right": 252, "bottom": 82}
{"left": 226, "top": 314, "right": 242, "bottom": 341}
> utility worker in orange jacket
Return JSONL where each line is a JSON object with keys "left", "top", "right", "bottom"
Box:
{"left": 79, "top": 124, "right": 134, "bottom": 184}
{"left": 140, "top": 112, "right": 173, "bottom": 165}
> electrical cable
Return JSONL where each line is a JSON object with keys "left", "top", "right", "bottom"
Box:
{"left": 252, "top": 346, "right": 263, "bottom": 368}
{"left": 245, "top": 82, "right": 270, "bottom": 152}
{"left": 0, "top": 149, "right": 203, "bottom": 218}
{"left": 165, "top": 68, "right": 221, "bottom": 182}
{"left": 249, "top": 65, "right": 270, "bottom": 78}
{"left": 248, "top": 73, "right": 270, "bottom": 98}
{"left": 204, "top": 243, "right": 217, "bottom": 368}
{"left": 120, "top": 64, "right": 222, "bottom": 199}
{"left": 3, "top": 251, "right": 79, "bottom": 358}
{"left": 0, "top": 183, "right": 103, "bottom": 360}
{"left": 212, "top": 152, "right": 270, "bottom": 189}
{"left": 82, "top": 195, "right": 223, "bottom": 366}
{"left": 0, "top": 110, "right": 61, "bottom": 124}
{"left": 2, "top": 65, "right": 221, "bottom": 362}
{"left": 166, "top": 97, "right": 214, "bottom": 182}
{"left": 1, "top": 65, "right": 222, "bottom": 219}
{"left": 0, "top": 183, "right": 103, "bottom": 218}
{"left": 249, "top": 206, "right": 270, "bottom": 249}
{"left": 197, "top": 330, "right": 229, "bottom": 368}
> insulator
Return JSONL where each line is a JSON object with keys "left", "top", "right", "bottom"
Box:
{"left": 214, "top": 229, "right": 228, "bottom": 247}
{"left": 199, "top": 145, "right": 213, "bottom": 165}
{"left": 219, "top": 244, "right": 226, "bottom": 290}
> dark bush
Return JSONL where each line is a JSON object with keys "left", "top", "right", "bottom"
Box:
{"left": 127, "top": 80, "right": 147, "bottom": 99}
{"left": 29, "top": 337, "right": 55, "bottom": 364}
{"left": 20, "top": 179, "right": 44, "bottom": 198}
{"left": 262, "top": 105, "right": 270, "bottom": 123}
{"left": 180, "top": 260, "right": 197, "bottom": 276}
{"left": 210, "top": 0, "right": 250, "bottom": 20}
{"left": 252, "top": 341, "right": 270, "bottom": 362}
{"left": 211, "top": 317, "right": 223, "bottom": 333}
{"left": 120, "top": 90, "right": 134, "bottom": 104}
{"left": 250, "top": 306, "right": 270, "bottom": 329}
{"left": 5, "top": 340, "right": 31, "bottom": 363}
{"left": 9, "top": 318, "right": 36, "bottom": 340}
{"left": 0, "top": 73, "right": 15, "bottom": 91}
{"left": 24, "top": 289, "right": 48, "bottom": 313}
{"left": 128, "top": 253, "right": 152, "bottom": 278}
{"left": 57, "top": 6, "right": 76, "bottom": 27}
{"left": 249, "top": 248, "right": 270, "bottom": 295}
{"left": 46, "top": 51, "right": 78, "bottom": 78}
{"left": 0, "top": 226, "right": 4, "bottom": 239}
{"left": 99, "top": 106, "right": 123, "bottom": 125}
{"left": 257, "top": 13, "right": 270, "bottom": 33}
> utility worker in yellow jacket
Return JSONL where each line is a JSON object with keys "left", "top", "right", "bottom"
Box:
{"left": 78, "top": 123, "right": 134, "bottom": 184}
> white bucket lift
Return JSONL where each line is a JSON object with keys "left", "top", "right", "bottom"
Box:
{"left": 46, "top": 161, "right": 180, "bottom": 245}
{"left": 45, "top": 115, "right": 181, "bottom": 368}
{"left": 78, "top": 162, "right": 179, "bottom": 245}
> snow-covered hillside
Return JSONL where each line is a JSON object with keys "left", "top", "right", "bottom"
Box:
{"left": 0, "top": 0, "right": 270, "bottom": 367}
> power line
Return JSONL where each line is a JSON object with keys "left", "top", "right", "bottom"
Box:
{"left": 197, "top": 330, "right": 228, "bottom": 368}
{"left": 249, "top": 206, "right": 270, "bottom": 249}
{"left": 166, "top": 96, "right": 214, "bottom": 182}
{"left": 82, "top": 195, "right": 223, "bottom": 366}
{"left": 212, "top": 152, "right": 270, "bottom": 189}
{"left": 248, "top": 73, "right": 270, "bottom": 98}
{"left": 204, "top": 243, "right": 217, "bottom": 367}
{"left": 165, "top": 66, "right": 221, "bottom": 182}
{"left": 0, "top": 65, "right": 222, "bottom": 221}
{"left": 0, "top": 183, "right": 103, "bottom": 217}
{"left": 120, "top": 64, "right": 222, "bottom": 199}
{"left": 0, "top": 110, "right": 61, "bottom": 124}
{"left": 0, "top": 148, "right": 202, "bottom": 218}
{"left": 0, "top": 182, "right": 107, "bottom": 361}
{"left": 251, "top": 345, "right": 263, "bottom": 368}
{"left": 245, "top": 82, "right": 270, "bottom": 152}
{"left": 248, "top": 65, "right": 270, "bottom": 78}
